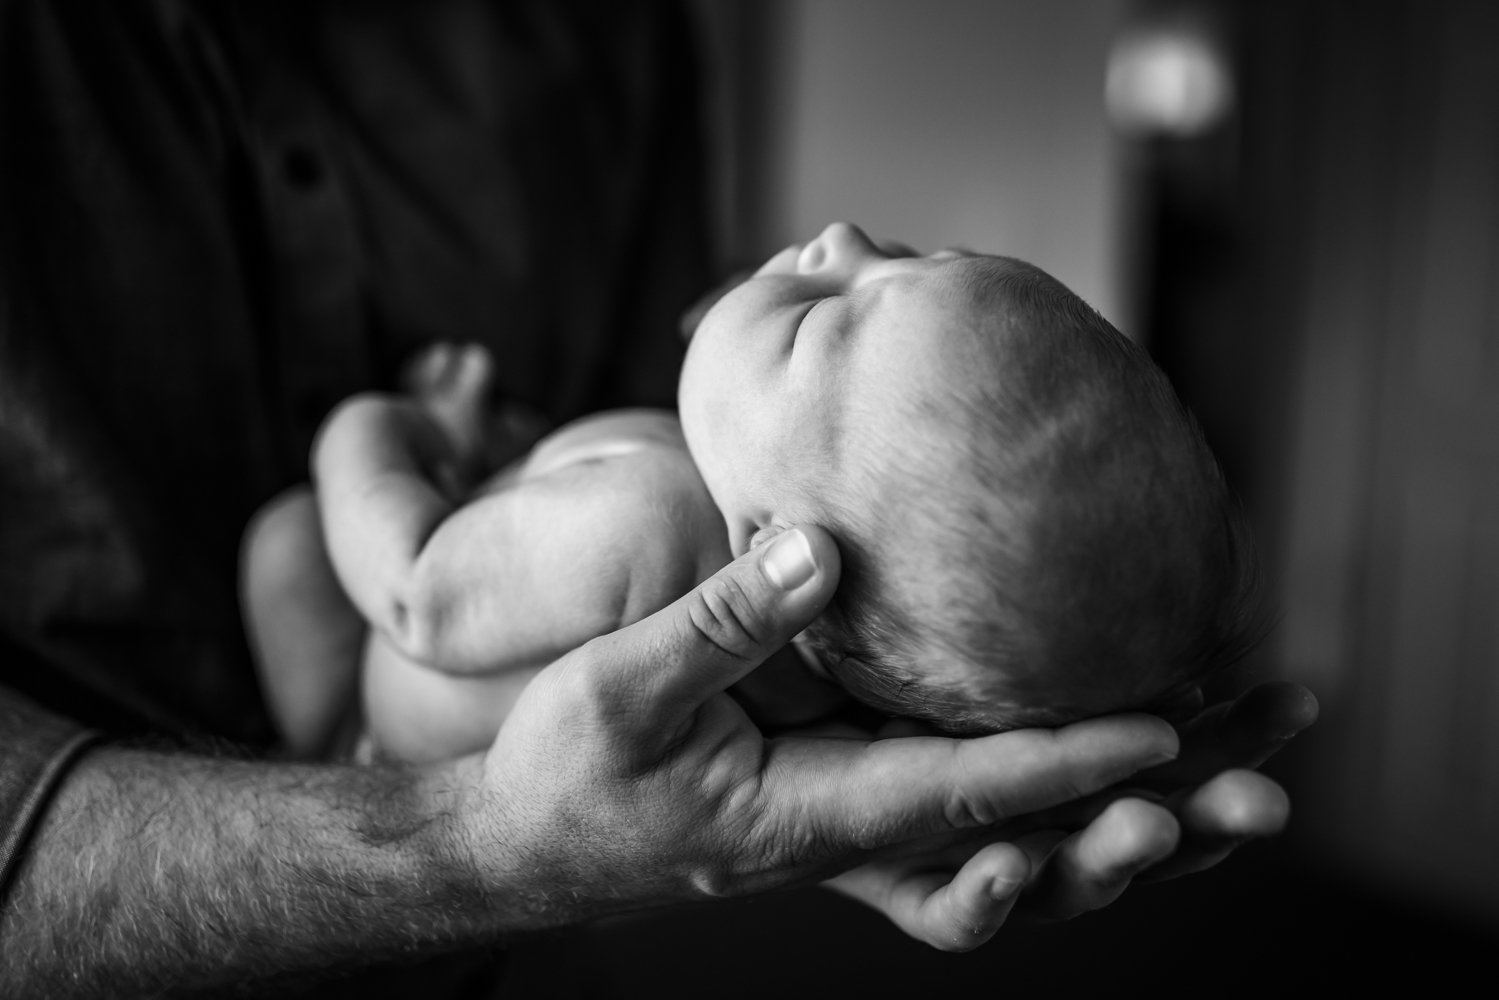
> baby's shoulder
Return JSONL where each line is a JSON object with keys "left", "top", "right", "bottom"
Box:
{"left": 519, "top": 408, "right": 690, "bottom": 479}
{"left": 495, "top": 408, "right": 727, "bottom": 617}
{"left": 486, "top": 405, "right": 725, "bottom": 568}
{"left": 470, "top": 407, "right": 699, "bottom": 503}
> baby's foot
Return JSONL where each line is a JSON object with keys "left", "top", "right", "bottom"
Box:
{"left": 403, "top": 342, "right": 495, "bottom": 465}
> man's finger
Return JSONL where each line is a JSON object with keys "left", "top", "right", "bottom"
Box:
{"left": 1175, "top": 767, "right": 1291, "bottom": 837}
{"left": 832, "top": 841, "right": 1031, "bottom": 952}
{"left": 1143, "top": 682, "right": 1318, "bottom": 790}
{"left": 763, "top": 715, "right": 1179, "bottom": 853}
{"left": 1018, "top": 798, "right": 1180, "bottom": 921}
{"left": 913, "top": 842, "right": 1030, "bottom": 951}
{"left": 584, "top": 525, "right": 841, "bottom": 718}
{"left": 1136, "top": 768, "right": 1290, "bottom": 882}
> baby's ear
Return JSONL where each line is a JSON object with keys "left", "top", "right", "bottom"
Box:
{"left": 788, "top": 635, "right": 833, "bottom": 680}
{"left": 747, "top": 524, "right": 792, "bottom": 555}
{"left": 822, "top": 652, "right": 924, "bottom": 730}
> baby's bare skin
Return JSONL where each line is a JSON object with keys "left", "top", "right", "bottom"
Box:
{"left": 338, "top": 404, "right": 729, "bottom": 762}
{"left": 249, "top": 344, "right": 843, "bottom": 763}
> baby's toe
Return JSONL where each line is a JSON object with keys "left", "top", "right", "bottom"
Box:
{"left": 403, "top": 342, "right": 459, "bottom": 396}
{"left": 451, "top": 344, "right": 495, "bottom": 400}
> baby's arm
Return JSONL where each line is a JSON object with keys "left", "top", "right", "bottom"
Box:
{"left": 312, "top": 393, "right": 463, "bottom": 645}
{"left": 314, "top": 397, "right": 719, "bottom": 675}
{"left": 388, "top": 448, "right": 720, "bottom": 673}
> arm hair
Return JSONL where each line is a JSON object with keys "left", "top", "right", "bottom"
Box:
{"left": 0, "top": 747, "right": 502, "bottom": 996}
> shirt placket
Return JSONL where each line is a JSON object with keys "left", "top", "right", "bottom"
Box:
{"left": 241, "top": 41, "right": 373, "bottom": 465}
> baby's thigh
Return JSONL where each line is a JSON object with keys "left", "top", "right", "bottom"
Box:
{"left": 242, "top": 487, "right": 363, "bottom": 661}
{"left": 242, "top": 487, "right": 336, "bottom": 606}
{"left": 243, "top": 488, "right": 366, "bottom": 754}
{"left": 360, "top": 635, "right": 542, "bottom": 765}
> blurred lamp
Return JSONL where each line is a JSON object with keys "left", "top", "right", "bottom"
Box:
{"left": 1106, "top": 25, "right": 1233, "bottom": 138}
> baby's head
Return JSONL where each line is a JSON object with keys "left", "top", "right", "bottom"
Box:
{"left": 679, "top": 223, "right": 1265, "bottom": 734}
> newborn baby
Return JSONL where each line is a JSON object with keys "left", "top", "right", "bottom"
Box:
{"left": 243, "top": 222, "right": 1265, "bottom": 762}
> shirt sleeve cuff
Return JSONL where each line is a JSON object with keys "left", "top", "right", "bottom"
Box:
{"left": 0, "top": 690, "right": 101, "bottom": 904}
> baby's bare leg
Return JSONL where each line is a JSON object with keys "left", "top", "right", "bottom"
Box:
{"left": 241, "top": 488, "right": 366, "bottom": 758}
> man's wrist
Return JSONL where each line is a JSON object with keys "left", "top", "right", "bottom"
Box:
{"left": 407, "top": 754, "right": 504, "bottom": 920}
{"left": 423, "top": 751, "right": 594, "bottom": 930}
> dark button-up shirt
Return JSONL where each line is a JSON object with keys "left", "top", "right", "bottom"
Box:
{"left": 0, "top": 0, "right": 707, "bottom": 908}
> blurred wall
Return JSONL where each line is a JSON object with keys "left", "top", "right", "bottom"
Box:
{"left": 1264, "top": 0, "right": 1499, "bottom": 925}
{"left": 698, "top": 0, "right": 1129, "bottom": 328}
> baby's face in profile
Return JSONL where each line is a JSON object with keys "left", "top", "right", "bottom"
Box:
{"left": 679, "top": 222, "right": 1008, "bottom": 555}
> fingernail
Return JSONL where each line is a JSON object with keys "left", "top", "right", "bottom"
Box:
{"left": 989, "top": 875, "right": 1021, "bottom": 901}
{"left": 762, "top": 528, "right": 816, "bottom": 590}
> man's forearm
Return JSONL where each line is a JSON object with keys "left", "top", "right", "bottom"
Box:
{"left": 0, "top": 747, "right": 498, "bottom": 997}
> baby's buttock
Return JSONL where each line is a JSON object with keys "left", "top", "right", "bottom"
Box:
{"left": 360, "top": 631, "right": 543, "bottom": 764}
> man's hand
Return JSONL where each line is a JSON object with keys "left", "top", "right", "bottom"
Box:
{"left": 456, "top": 525, "right": 1182, "bottom": 924}
{"left": 825, "top": 683, "right": 1317, "bottom": 949}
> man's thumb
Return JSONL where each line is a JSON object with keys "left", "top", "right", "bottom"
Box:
{"left": 625, "top": 525, "right": 841, "bottom": 713}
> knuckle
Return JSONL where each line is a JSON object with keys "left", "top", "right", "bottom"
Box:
{"left": 922, "top": 913, "right": 990, "bottom": 953}
{"left": 685, "top": 574, "right": 771, "bottom": 663}
{"left": 690, "top": 781, "right": 819, "bottom": 901}
{"left": 686, "top": 862, "right": 738, "bottom": 901}
{"left": 944, "top": 927, "right": 989, "bottom": 953}
{"left": 1105, "top": 799, "right": 1179, "bottom": 873}
{"left": 941, "top": 751, "right": 1003, "bottom": 829}
{"left": 549, "top": 640, "right": 631, "bottom": 727}
{"left": 943, "top": 788, "right": 996, "bottom": 830}
{"left": 842, "top": 817, "right": 885, "bottom": 855}
{"left": 685, "top": 819, "right": 762, "bottom": 902}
